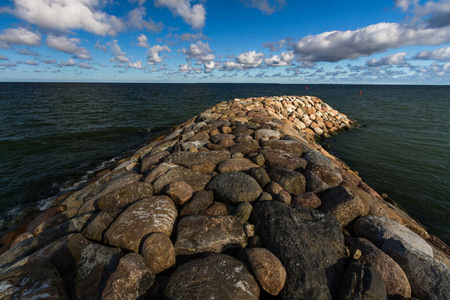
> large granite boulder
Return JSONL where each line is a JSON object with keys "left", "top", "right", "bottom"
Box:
{"left": 105, "top": 196, "right": 178, "bottom": 252}
{"left": 141, "top": 232, "right": 176, "bottom": 274}
{"left": 180, "top": 190, "right": 214, "bottom": 216}
{"left": 153, "top": 167, "right": 212, "bottom": 193}
{"left": 268, "top": 167, "right": 306, "bottom": 195}
{"left": 96, "top": 181, "right": 154, "bottom": 210}
{"left": 261, "top": 139, "right": 305, "bottom": 156}
{"left": 252, "top": 201, "right": 347, "bottom": 299}
{"left": 216, "top": 158, "right": 259, "bottom": 173}
{"left": 304, "top": 151, "right": 342, "bottom": 187}
{"left": 164, "top": 150, "right": 230, "bottom": 168}
{"left": 174, "top": 215, "right": 247, "bottom": 255}
{"left": 165, "top": 253, "right": 259, "bottom": 300}
{"left": 206, "top": 172, "right": 262, "bottom": 204}
{"left": 259, "top": 148, "right": 307, "bottom": 171}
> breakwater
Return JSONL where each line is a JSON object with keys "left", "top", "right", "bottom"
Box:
{"left": 0, "top": 96, "right": 449, "bottom": 299}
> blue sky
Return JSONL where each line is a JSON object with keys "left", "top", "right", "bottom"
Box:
{"left": 0, "top": 0, "right": 449, "bottom": 84}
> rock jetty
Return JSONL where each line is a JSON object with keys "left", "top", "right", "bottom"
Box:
{"left": 1, "top": 95, "right": 449, "bottom": 300}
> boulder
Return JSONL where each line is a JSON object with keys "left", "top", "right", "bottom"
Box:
{"left": 216, "top": 158, "right": 259, "bottom": 173}
{"left": 277, "top": 190, "right": 291, "bottom": 204}
{"left": 304, "top": 169, "right": 330, "bottom": 194}
{"left": 165, "top": 253, "right": 259, "bottom": 300}
{"left": 164, "top": 150, "right": 230, "bottom": 168}
{"left": 165, "top": 181, "right": 194, "bottom": 206}
{"left": 105, "top": 196, "right": 178, "bottom": 252}
{"left": 96, "top": 181, "right": 154, "bottom": 210}
{"left": 229, "top": 140, "right": 260, "bottom": 155}
{"left": 206, "top": 172, "right": 262, "bottom": 204}
{"left": 233, "top": 202, "right": 253, "bottom": 222}
{"left": 82, "top": 209, "right": 122, "bottom": 242}
{"left": 259, "top": 148, "right": 307, "bottom": 171}
{"left": 174, "top": 215, "right": 247, "bottom": 255}
{"left": 153, "top": 167, "right": 212, "bottom": 193}
{"left": 252, "top": 201, "right": 347, "bottom": 299}
{"left": 210, "top": 134, "right": 235, "bottom": 144}
{"left": 291, "top": 192, "right": 321, "bottom": 209}
{"left": 25, "top": 204, "right": 67, "bottom": 233}
{"left": 143, "top": 162, "right": 179, "bottom": 184}
{"left": 180, "top": 190, "right": 214, "bottom": 216}
{"left": 205, "top": 202, "right": 229, "bottom": 216}
{"left": 101, "top": 253, "right": 155, "bottom": 300}
{"left": 246, "top": 248, "right": 286, "bottom": 296}
{"left": 254, "top": 129, "right": 281, "bottom": 140}
{"left": 261, "top": 139, "right": 305, "bottom": 156}
{"left": 140, "top": 150, "right": 170, "bottom": 173}
{"left": 141, "top": 233, "right": 176, "bottom": 274}
{"left": 268, "top": 167, "right": 306, "bottom": 195}
{"left": 246, "top": 167, "right": 271, "bottom": 188}
{"left": 304, "top": 151, "right": 342, "bottom": 187}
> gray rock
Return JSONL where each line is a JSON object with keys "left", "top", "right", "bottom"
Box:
{"left": 206, "top": 172, "right": 262, "bottom": 204}
{"left": 268, "top": 167, "right": 306, "bottom": 195}
{"left": 140, "top": 150, "right": 170, "bottom": 173}
{"left": 141, "top": 232, "right": 176, "bottom": 275}
{"left": 255, "top": 129, "right": 281, "bottom": 140}
{"left": 153, "top": 167, "right": 212, "bottom": 193}
{"left": 101, "top": 253, "right": 155, "bottom": 300}
{"left": 164, "top": 150, "right": 230, "bottom": 168}
{"left": 304, "top": 151, "right": 342, "bottom": 187}
{"left": 340, "top": 260, "right": 387, "bottom": 300}
{"left": 261, "top": 139, "right": 305, "bottom": 156}
{"left": 180, "top": 190, "right": 214, "bottom": 216}
{"left": 165, "top": 253, "right": 259, "bottom": 300}
{"left": 246, "top": 167, "right": 271, "bottom": 188}
{"left": 97, "top": 181, "right": 154, "bottom": 210}
{"left": 291, "top": 192, "right": 321, "bottom": 209}
{"left": 211, "top": 134, "right": 235, "bottom": 144}
{"left": 216, "top": 158, "right": 259, "bottom": 173}
{"left": 174, "top": 215, "right": 247, "bottom": 255}
{"left": 252, "top": 201, "right": 347, "bottom": 299}
{"left": 304, "top": 169, "right": 330, "bottom": 193}
{"left": 181, "top": 140, "right": 209, "bottom": 151}
{"left": 143, "top": 162, "right": 179, "bottom": 184}
{"left": 229, "top": 140, "right": 260, "bottom": 155}
{"left": 82, "top": 209, "right": 121, "bottom": 242}
{"left": 105, "top": 196, "right": 177, "bottom": 252}
{"left": 259, "top": 148, "right": 307, "bottom": 171}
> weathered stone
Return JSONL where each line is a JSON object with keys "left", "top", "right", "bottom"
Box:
{"left": 304, "top": 169, "right": 330, "bottom": 193}
{"left": 340, "top": 260, "right": 387, "bottom": 300}
{"left": 82, "top": 209, "right": 121, "bottom": 242}
{"left": 165, "top": 253, "right": 259, "bottom": 300}
{"left": 206, "top": 172, "right": 262, "bottom": 204}
{"left": 205, "top": 202, "right": 229, "bottom": 215}
{"left": 211, "top": 134, "right": 235, "bottom": 144}
{"left": 381, "top": 238, "right": 450, "bottom": 300}
{"left": 348, "top": 237, "right": 411, "bottom": 298}
{"left": 246, "top": 167, "right": 271, "bottom": 188}
{"left": 235, "top": 133, "right": 253, "bottom": 143}
{"left": 180, "top": 190, "right": 214, "bottom": 216}
{"left": 191, "top": 160, "right": 216, "bottom": 173}
{"left": 268, "top": 167, "right": 306, "bottom": 195}
{"left": 259, "top": 192, "right": 273, "bottom": 201}
{"left": 101, "top": 253, "right": 155, "bottom": 300}
{"left": 105, "top": 196, "right": 177, "bottom": 252}
{"left": 229, "top": 139, "right": 260, "bottom": 155}
{"left": 261, "top": 139, "right": 305, "bottom": 156}
{"left": 180, "top": 140, "right": 209, "bottom": 151}
{"left": 255, "top": 129, "right": 281, "bottom": 140}
{"left": 292, "top": 192, "right": 321, "bottom": 209}
{"left": 96, "top": 181, "right": 154, "bottom": 210}
{"left": 259, "top": 148, "right": 307, "bottom": 171}
{"left": 141, "top": 233, "right": 176, "bottom": 275}
{"left": 216, "top": 157, "right": 259, "bottom": 173}
{"left": 233, "top": 202, "right": 253, "bottom": 222}
{"left": 186, "top": 131, "right": 210, "bottom": 141}
{"left": 164, "top": 150, "right": 230, "bottom": 168}
{"left": 246, "top": 248, "right": 286, "bottom": 296}
{"left": 25, "top": 205, "right": 67, "bottom": 233}
{"left": 153, "top": 167, "right": 212, "bottom": 193}
{"left": 252, "top": 201, "right": 347, "bottom": 299}
{"left": 244, "top": 223, "right": 255, "bottom": 237}
{"left": 277, "top": 190, "right": 291, "bottom": 204}
{"left": 218, "top": 138, "right": 235, "bottom": 148}
{"left": 320, "top": 185, "right": 367, "bottom": 227}
{"left": 353, "top": 216, "right": 433, "bottom": 256}
{"left": 265, "top": 181, "right": 283, "bottom": 197}
{"left": 304, "top": 151, "right": 343, "bottom": 187}
{"left": 165, "top": 181, "right": 194, "bottom": 206}
{"left": 10, "top": 232, "right": 34, "bottom": 248}
{"left": 174, "top": 215, "right": 247, "bottom": 255}
{"left": 143, "top": 162, "right": 179, "bottom": 184}
{"left": 140, "top": 150, "right": 170, "bottom": 173}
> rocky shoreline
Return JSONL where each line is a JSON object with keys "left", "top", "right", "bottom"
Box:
{"left": 0, "top": 95, "right": 449, "bottom": 299}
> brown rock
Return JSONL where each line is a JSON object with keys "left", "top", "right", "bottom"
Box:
{"left": 268, "top": 167, "right": 306, "bottom": 195}
{"left": 278, "top": 190, "right": 291, "bottom": 205}
{"left": 180, "top": 190, "right": 214, "bottom": 216}
{"left": 219, "top": 138, "right": 235, "bottom": 148}
{"left": 232, "top": 202, "right": 253, "bottom": 222}
{"left": 187, "top": 131, "right": 209, "bottom": 141}
{"left": 292, "top": 192, "right": 321, "bottom": 209}
{"left": 166, "top": 181, "right": 194, "bottom": 206}
{"left": 246, "top": 248, "right": 286, "bottom": 296}
{"left": 164, "top": 150, "right": 230, "bottom": 168}
{"left": 153, "top": 167, "right": 212, "bottom": 193}
{"left": 25, "top": 205, "right": 67, "bottom": 233}
{"left": 143, "top": 162, "right": 179, "bottom": 184}
{"left": 261, "top": 139, "right": 305, "bottom": 156}
{"left": 205, "top": 202, "right": 229, "bottom": 216}
{"left": 266, "top": 181, "right": 283, "bottom": 198}
{"left": 219, "top": 125, "right": 232, "bottom": 134}
{"left": 191, "top": 160, "right": 216, "bottom": 173}
{"left": 230, "top": 140, "right": 260, "bottom": 155}
{"left": 141, "top": 233, "right": 176, "bottom": 274}
{"left": 140, "top": 150, "right": 170, "bottom": 173}
{"left": 259, "top": 148, "right": 307, "bottom": 171}
{"left": 82, "top": 209, "right": 122, "bottom": 242}
{"left": 216, "top": 158, "right": 259, "bottom": 173}
{"left": 97, "top": 181, "right": 154, "bottom": 210}
{"left": 10, "top": 232, "right": 34, "bottom": 248}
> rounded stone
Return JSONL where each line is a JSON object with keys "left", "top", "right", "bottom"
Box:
{"left": 206, "top": 172, "right": 262, "bottom": 204}
{"left": 141, "top": 232, "right": 176, "bottom": 275}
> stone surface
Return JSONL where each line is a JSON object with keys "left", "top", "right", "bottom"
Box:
{"left": 153, "top": 167, "right": 212, "bottom": 193}
{"left": 141, "top": 232, "right": 176, "bottom": 275}
{"left": 246, "top": 167, "right": 271, "bottom": 188}
{"left": 259, "top": 148, "right": 307, "bottom": 171}
{"left": 140, "top": 150, "right": 170, "bottom": 173}
{"left": 216, "top": 158, "right": 259, "bottom": 173}
{"left": 165, "top": 253, "right": 259, "bottom": 300}
{"left": 105, "top": 196, "right": 178, "bottom": 252}
{"left": 304, "top": 151, "right": 342, "bottom": 187}
{"left": 261, "top": 139, "right": 305, "bottom": 156}
{"left": 101, "top": 253, "right": 155, "bottom": 300}
{"left": 204, "top": 202, "right": 229, "bottom": 215}
{"left": 320, "top": 185, "right": 367, "bottom": 227}
{"left": 25, "top": 205, "right": 67, "bottom": 233}
{"left": 340, "top": 260, "right": 387, "bottom": 300}
{"left": 164, "top": 150, "right": 230, "bottom": 168}
{"left": 233, "top": 201, "right": 253, "bottom": 222}
{"left": 277, "top": 190, "right": 291, "bottom": 204}
{"left": 82, "top": 208, "right": 121, "bottom": 242}
{"left": 291, "top": 192, "right": 321, "bottom": 209}
{"left": 252, "top": 201, "right": 347, "bottom": 299}
{"left": 96, "top": 181, "right": 154, "bottom": 210}
{"left": 246, "top": 248, "right": 286, "bottom": 296}
{"left": 268, "top": 167, "right": 306, "bottom": 195}
{"left": 165, "top": 181, "right": 194, "bottom": 206}
{"left": 174, "top": 215, "right": 247, "bottom": 255}
{"left": 255, "top": 129, "right": 281, "bottom": 140}
{"left": 304, "top": 169, "right": 330, "bottom": 194}
{"left": 206, "top": 172, "right": 262, "bottom": 204}
{"left": 143, "top": 162, "right": 179, "bottom": 184}
{"left": 180, "top": 190, "right": 214, "bottom": 216}
{"left": 229, "top": 140, "right": 260, "bottom": 155}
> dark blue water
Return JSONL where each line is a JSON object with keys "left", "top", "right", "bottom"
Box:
{"left": 0, "top": 83, "right": 448, "bottom": 243}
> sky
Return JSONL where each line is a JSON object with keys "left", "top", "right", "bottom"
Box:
{"left": 0, "top": 0, "right": 449, "bottom": 84}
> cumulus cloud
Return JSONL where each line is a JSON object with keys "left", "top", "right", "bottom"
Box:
{"left": 175, "top": 32, "right": 208, "bottom": 42}
{"left": 0, "top": 27, "right": 41, "bottom": 46}
{"left": 182, "top": 41, "right": 215, "bottom": 62}
{"left": 46, "top": 35, "right": 91, "bottom": 60}
{"left": 109, "top": 40, "right": 130, "bottom": 64}
{"left": 236, "top": 50, "right": 264, "bottom": 68}
{"left": 127, "top": 7, "right": 163, "bottom": 32}
{"left": 0, "top": 54, "right": 9, "bottom": 60}
{"left": 95, "top": 41, "right": 107, "bottom": 52}
{"left": 241, "top": 0, "right": 286, "bottom": 14}
{"left": 60, "top": 58, "right": 76, "bottom": 66}
{"left": 413, "top": 0, "right": 450, "bottom": 28}
{"left": 204, "top": 61, "right": 217, "bottom": 72}
{"left": 78, "top": 62, "right": 92, "bottom": 69}
{"left": 137, "top": 34, "right": 149, "bottom": 48}
{"left": 178, "top": 63, "right": 201, "bottom": 73}
{"left": 128, "top": 61, "right": 143, "bottom": 69}
{"left": 43, "top": 59, "right": 56, "bottom": 64}
{"left": 25, "top": 60, "right": 38, "bottom": 65}
{"left": 262, "top": 39, "right": 286, "bottom": 51}
{"left": 294, "top": 22, "right": 450, "bottom": 63}
{"left": 264, "top": 50, "right": 294, "bottom": 66}
{"left": 154, "top": 0, "right": 206, "bottom": 29}
{"left": 414, "top": 46, "right": 450, "bottom": 61}
{"left": 366, "top": 52, "right": 408, "bottom": 67}
{"left": 395, "top": 0, "right": 417, "bottom": 12}
{"left": 146, "top": 45, "right": 171, "bottom": 64}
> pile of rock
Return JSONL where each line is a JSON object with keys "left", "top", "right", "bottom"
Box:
{"left": 0, "top": 96, "right": 449, "bottom": 299}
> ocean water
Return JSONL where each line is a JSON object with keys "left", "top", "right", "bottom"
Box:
{"left": 0, "top": 83, "right": 448, "bottom": 243}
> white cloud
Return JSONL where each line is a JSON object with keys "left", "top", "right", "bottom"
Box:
{"left": 78, "top": 62, "right": 92, "bottom": 69}
{"left": 262, "top": 39, "right": 286, "bottom": 51}
{"left": 127, "top": 7, "right": 163, "bottom": 32}
{"left": 395, "top": 0, "right": 417, "bottom": 12}
{"left": 137, "top": 34, "right": 149, "bottom": 48}
{"left": 60, "top": 58, "right": 76, "bottom": 66}
{"left": 413, "top": 0, "right": 450, "bottom": 28}
{"left": 43, "top": 59, "right": 56, "bottom": 64}
{"left": 0, "top": 55, "right": 8, "bottom": 60}
{"left": 46, "top": 35, "right": 91, "bottom": 60}
{"left": 236, "top": 50, "right": 264, "bottom": 68}
{"left": 146, "top": 45, "right": 171, "bottom": 64}
{"left": 95, "top": 41, "right": 107, "bottom": 52}
{"left": 204, "top": 61, "right": 217, "bottom": 72}
{"left": 25, "top": 60, "right": 38, "bottom": 65}
{"left": 294, "top": 22, "right": 450, "bottom": 63}
{"left": 109, "top": 40, "right": 129, "bottom": 64}
{"left": 264, "top": 50, "right": 294, "bottom": 66}
{"left": 8, "top": 0, "right": 125, "bottom": 36}
{"left": 414, "top": 46, "right": 450, "bottom": 61}
{"left": 175, "top": 32, "right": 208, "bottom": 41}
{"left": 241, "top": 0, "right": 286, "bottom": 14}
{"left": 154, "top": 0, "right": 206, "bottom": 29}
{"left": 366, "top": 52, "right": 408, "bottom": 67}
{"left": 0, "top": 27, "right": 41, "bottom": 46}
{"left": 182, "top": 41, "right": 215, "bottom": 62}
{"left": 128, "top": 61, "right": 143, "bottom": 69}
{"left": 443, "top": 62, "right": 450, "bottom": 71}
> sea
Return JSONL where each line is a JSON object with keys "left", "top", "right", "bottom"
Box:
{"left": 0, "top": 83, "right": 448, "bottom": 243}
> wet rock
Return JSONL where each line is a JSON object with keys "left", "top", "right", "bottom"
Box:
{"left": 348, "top": 237, "right": 411, "bottom": 298}
{"left": 268, "top": 167, "right": 306, "bottom": 195}
{"left": 252, "top": 201, "right": 347, "bottom": 299}
{"left": 141, "top": 232, "right": 176, "bottom": 275}
{"left": 353, "top": 216, "right": 433, "bottom": 256}
{"left": 340, "top": 260, "right": 387, "bottom": 300}
{"left": 164, "top": 150, "right": 230, "bottom": 168}
{"left": 180, "top": 190, "right": 214, "bottom": 216}
{"left": 174, "top": 215, "right": 247, "bottom": 255}
{"left": 165, "top": 253, "right": 259, "bottom": 300}
{"left": 292, "top": 192, "right": 321, "bottom": 209}
{"left": 229, "top": 139, "right": 260, "bottom": 155}
{"left": 260, "top": 148, "right": 307, "bottom": 171}
{"left": 304, "top": 169, "right": 330, "bottom": 193}
{"left": 233, "top": 202, "right": 253, "bottom": 222}
{"left": 216, "top": 158, "right": 259, "bottom": 173}
{"left": 153, "top": 167, "right": 212, "bottom": 193}
{"left": 261, "top": 139, "right": 305, "bottom": 156}
{"left": 105, "top": 196, "right": 177, "bottom": 252}
{"left": 206, "top": 172, "right": 262, "bottom": 204}
{"left": 205, "top": 202, "right": 229, "bottom": 215}
{"left": 246, "top": 167, "right": 271, "bottom": 188}
{"left": 246, "top": 248, "right": 286, "bottom": 296}
{"left": 101, "top": 253, "right": 155, "bottom": 300}
{"left": 140, "top": 150, "right": 170, "bottom": 173}
{"left": 166, "top": 181, "right": 194, "bottom": 206}
{"left": 96, "top": 181, "right": 154, "bottom": 211}
{"left": 82, "top": 209, "right": 121, "bottom": 242}
{"left": 320, "top": 185, "right": 367, "bottom": 227}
